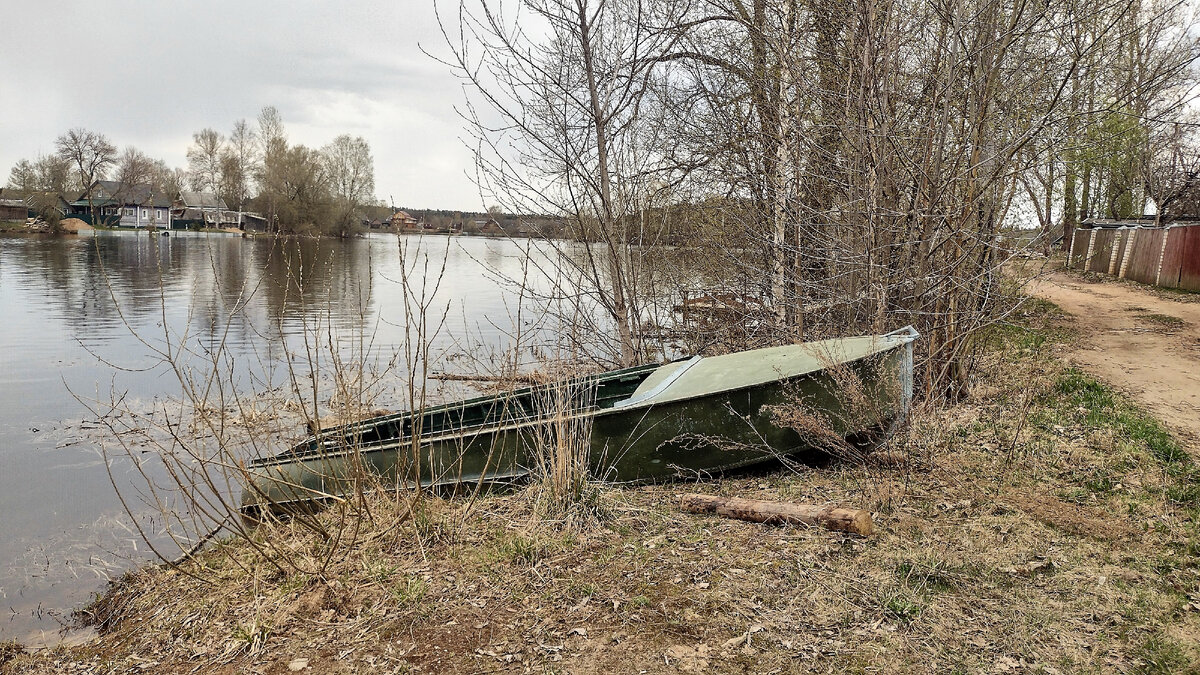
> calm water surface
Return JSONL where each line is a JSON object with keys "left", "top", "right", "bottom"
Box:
{"left": 0, "top": 231, "right": 548, "bottom": 643}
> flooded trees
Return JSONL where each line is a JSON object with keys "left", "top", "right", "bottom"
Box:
{"left": 322, "top": 135, "right": 376, "bottom": 238}
{"left": 223, "top": 119, "right": 258, "bottom": 220}
{"left": 247, "top": 108, "right": 373, "bottom": 236}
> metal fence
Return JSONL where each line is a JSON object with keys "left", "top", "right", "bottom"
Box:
{"left": 1068, "top": 224, "right": 1200, "bottom": 291}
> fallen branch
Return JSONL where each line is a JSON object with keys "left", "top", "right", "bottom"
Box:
{"left": 679, "top": 494, "right": 873, "bottom": 536}
{"left": 429, "top": 372, "right": 539, "bottom": 384}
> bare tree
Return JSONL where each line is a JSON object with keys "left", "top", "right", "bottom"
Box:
{"left": 255, "top": 106, "right": 289, "bottom": 231}
{"left": 649, "top": 0, "right": 1198, "bottom": 398}
{"left": 6, "top": 159, "right": 36, "bottom": 192}
{"left": 187, "top": 128, "right": 226, "bottom": 197}
{"left": 149, "top": 160, "right": 187, "bottom": 202}
{"left": 55, "top": 127, "right": 116, "bottom": 224}
{"left": 1058, "top": 0, "right": 1198, "bottom": 241}
{"left": 223, "top": 119, "right": 258, "bottom": 222}
{"left": 440, "top": 0, "right": 690, "bottom": 366}
{"left": 439, "top": 0, "right": 1196, "bottom": 396}
{"left": 1144, "top": 121, "right": 1200, "bottom": 223}
{"left": 270, "top": 144, "right": 331, "bottom": 233}
{"left": 322, "top": 134, "right": 375, "bottom": 237}
{"left": 112, "top": 147, "right": 157, "bottom": 210}
{"left": 6, "top": 154, "right": 78, "bottom": 222}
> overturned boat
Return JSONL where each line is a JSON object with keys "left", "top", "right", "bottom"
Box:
{"left": 243, "top": 327, "right": 919, "bottom": 512}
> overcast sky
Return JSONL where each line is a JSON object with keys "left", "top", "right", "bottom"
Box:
{"left": 0, "top": 0, "right": 482, "bottom": 210}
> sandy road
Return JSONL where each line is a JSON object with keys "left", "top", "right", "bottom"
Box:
{"left": 1030, "top": 272, "right": 1200, "bottom": 449}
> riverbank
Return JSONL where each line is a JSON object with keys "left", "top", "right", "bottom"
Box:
{"left": 3, "top": 298, "right": 1199, "bottom": 673}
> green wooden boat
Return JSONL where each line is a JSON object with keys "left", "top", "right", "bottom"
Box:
{"left": 243, "top": 327, "right": 919, "bottom": 512}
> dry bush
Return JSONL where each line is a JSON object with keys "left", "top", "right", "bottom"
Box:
{"left": 70, "top": 236, "right": 460, "bottom": 582}
{"left": 524, "top": 378, "right": 601, "bottom": 524}
{"left": 765, "top": 343, "right": 909, "bottom": 461}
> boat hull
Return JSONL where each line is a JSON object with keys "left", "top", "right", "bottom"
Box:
{"left": 243, "top": 330, "right": 916, "bottom": 511}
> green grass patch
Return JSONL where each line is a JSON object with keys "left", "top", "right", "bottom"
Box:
{"left": 1049, "top": 370, "right": 1185, "bottom": 465}
{"left": 1043, "top": 369, "right": 1199, "bottom": 512}
{"left": 896, "top": 559, "right": 960, "bottom": 593}
{"left": 390, "top": 575, "right": 429, "bottom": 605}
{"left": 883, "top": 594, "right": 923, "bottom": 625}
{"left": 494, "top": 532, "right": 551, "bottom": 566}
{"left": 980, "top": 297, "right": 1067, "bottom": 353}
{"left": 1135, "top": 634, "right": 1198, "bottom": 674}
{"left": 231, "top": 620, "right": 273, "bottom": 653}
{"left": 278, "top": 573, "right": 310, "bottom": 595}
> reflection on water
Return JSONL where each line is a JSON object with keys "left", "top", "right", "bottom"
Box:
{"left": 0, "top": 231, "right": 548, "bottom": 643}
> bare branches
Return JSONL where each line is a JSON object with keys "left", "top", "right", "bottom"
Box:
{"left": 55, "top": 128, "right": 116, "bottom": 223}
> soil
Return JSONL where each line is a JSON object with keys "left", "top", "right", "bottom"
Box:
{"left": 58, "top": 218, "right": 93, "bottom": 233}
{"left": 1030, "top": 271, "right": 1200, "bottom": 449}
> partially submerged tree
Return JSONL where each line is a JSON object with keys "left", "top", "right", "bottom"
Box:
{"left": 322, "top": 134, "right": 375, "bottom": 237}
{"left": 254, "top": 106, "right": 290, "bottom": 232}
{"left": 272, "top": 144, "right": 331, "bottom": 233}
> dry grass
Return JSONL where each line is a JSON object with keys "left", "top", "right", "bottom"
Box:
{"left": 6, "top": 300, "right": 1200, "bottom": 674}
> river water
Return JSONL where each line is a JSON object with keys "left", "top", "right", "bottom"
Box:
{"left": 0, "top": 231, "right": 560, "bottom": 644}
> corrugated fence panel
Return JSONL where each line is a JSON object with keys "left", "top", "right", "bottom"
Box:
{"left": 1179, "top": 225, "right": 1200, "bottom": 291}
{"left": 1088, "top": 229, "right": 1116, "bottom": 273}
{"left": 1110, "top": 229, "right": 1129, "bottom": 275}
{"left": 1070, "top": 230, "right": 1091, "bottom": 269}
{"left": 1124, "top": 228, "right": 1165, "bottom": 285}
{"left": 1158, "top": 226, "right": 1187, "bottom": 288}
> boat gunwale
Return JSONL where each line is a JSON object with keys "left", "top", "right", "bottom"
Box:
{"left": 312, "top": 361, "right": 664, "bottom": 431}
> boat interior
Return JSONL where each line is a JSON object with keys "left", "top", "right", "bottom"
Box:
{"left": 263, "top": 361, "right": 669, "bottom": 463}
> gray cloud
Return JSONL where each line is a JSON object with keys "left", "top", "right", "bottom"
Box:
{"left": 0, "top": 0, "right": 480, "bottom": 210}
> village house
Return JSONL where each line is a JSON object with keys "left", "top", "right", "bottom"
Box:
{"left": 0, "top": 188, "right": 71, "bottom": 220}
{"left": 471, "top": 218, "right": 504, "bottom": 235}
{"left": 390, "top": 210, "right": 421, "bottom": 230}
{"left": 0, "top": 199, "right": 27, "bottom": 221}
{"left": 174, "top": 192, "right": 244, "bottom": 228}
{"left": 68, "top": 181, "right": 173, "bottom": 228}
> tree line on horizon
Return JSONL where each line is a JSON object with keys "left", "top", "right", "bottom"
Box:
{"left": 5, "top": 107, "right": 376, "bottom": 236}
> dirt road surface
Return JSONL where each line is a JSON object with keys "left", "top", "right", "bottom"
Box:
{"left": 1031, "top": 272, "right": 1200, "bottom": 449}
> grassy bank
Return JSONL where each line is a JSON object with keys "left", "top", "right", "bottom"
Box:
{"left": 4, "top": 299, "right": 1199, "bottom": 674}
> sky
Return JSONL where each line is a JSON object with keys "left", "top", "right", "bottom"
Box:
{"left": 0, "top": 0, "right": 482, "bottom": 211}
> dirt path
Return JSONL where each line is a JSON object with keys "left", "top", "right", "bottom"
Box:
{"left": 1031, "top": 272, "right": 1200, "bottom": 448}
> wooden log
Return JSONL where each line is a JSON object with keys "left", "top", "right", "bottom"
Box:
{"left": 679, "top": 494, "right": 873, "bottom": 536}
